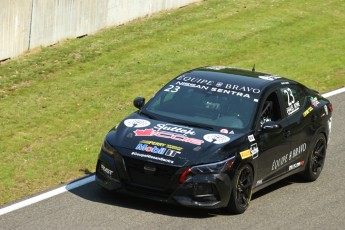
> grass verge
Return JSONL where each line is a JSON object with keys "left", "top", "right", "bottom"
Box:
{"left": 0, "top": 0, "right": 344, "bottom": 205}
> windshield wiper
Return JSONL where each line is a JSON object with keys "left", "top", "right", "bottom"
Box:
{"left": 172, "top": 121, "right": 214, "bottom": 131}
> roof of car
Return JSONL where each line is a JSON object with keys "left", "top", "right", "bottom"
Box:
{"left": 174, "top": 66, "right": 291, "bottom": 94}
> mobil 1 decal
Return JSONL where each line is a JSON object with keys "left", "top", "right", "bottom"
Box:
{"left": 175, "top": 74, "right": 261, "bottom": 99}
{"left": 283, "top": 88, "right": 300, "bottom": 115}
{"left": 135, "top": 140, "right": 182, "bottom": 158}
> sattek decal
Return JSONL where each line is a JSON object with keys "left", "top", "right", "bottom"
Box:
{"left": 133, "top": 129, "right": 204, "bottom": 145}
{"left": 203, "top": 134, "right": 230, "bottom": 144}
{"left": 272, "top": 143, "right": 307, "bottom": 171}
{"left": 303, "top": 107, "right": 313, "bottom": 117}
{"left": 124, "top": 119, "right": 151, "bottom": 128}
{"left": 154, "top": 123, "right": 195, "bottom": 135}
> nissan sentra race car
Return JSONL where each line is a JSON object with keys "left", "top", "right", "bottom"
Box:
{"left": 95, "top": 66, "right": 333, "bottom": 214}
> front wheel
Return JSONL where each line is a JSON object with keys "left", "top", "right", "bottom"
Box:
{"left": 301, "top": 133, "right": 327, "bottom": 182}
{"left": 226, "top": 164, "right": 253, "bottom": 214}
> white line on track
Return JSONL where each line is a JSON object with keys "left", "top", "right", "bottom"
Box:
{"left": 322, "top": 87, "right": 345, "bottom": 98}
{"left": 1, "top": 87, "right": 344, "bottom": 216}
{"left": 0, "top": 175, "right": 95, "bottom": 216}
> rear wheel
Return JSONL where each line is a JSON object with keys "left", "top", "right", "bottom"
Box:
{"left": 226, "top": 164, "right": 253, "bottom": 214}
{"left": 301, "top": 133, "right": 327, "bottom": 182}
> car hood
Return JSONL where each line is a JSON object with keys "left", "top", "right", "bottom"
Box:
{"left": 106, "top": 113, "right": 246, "bottom": 167}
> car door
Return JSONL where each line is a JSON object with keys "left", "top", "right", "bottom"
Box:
{"left": 254, "top": 87, "right": 293, "bottom": 185}
{"left": 276, "top": 84, "right": 309, "bottom": 170}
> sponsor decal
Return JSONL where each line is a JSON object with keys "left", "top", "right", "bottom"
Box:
{"left": 324, "top": 105, "right": 329, "bottom": 116}
{"left": 248, "top": 134, "right": 255, "bottom": 142}
{"left": 131, "top": 152, "right": 174, "bottom": 164}
{"left": 100, "top": 164, "right": 114, "bottom": 176}
{"left": 254, "top": 99, "right": 259, "bottom": 102}
{"left": 272, "top": 143, "right": 307, "bottom": 171}
{"left": 250, "top": 143, "right": 259, "bottom": 159}
{"left": 281, "top": 82, "right": 290, "bottom": 85}
{"left": 133, "top": 129, "right": 204, "bottom": 145}
{"left": 303, "top": 106, "right": 313, "bottom": 117}
{"left": 140, "top": 140, "right": 182, "bottom": 151}
{"left": 288, "top": 160, "right": 304, "bottom": 171}
{"left": 135, "top": 142, "right": 181, "bottom": 157}
{"left": 216, "top": 82, "right": 224, "bottom": 87}
{"left": 176, "top": 75, "right": 215, "bottom": 86}
{"left": 175, "top": 75, "right": 261, "bottom": 99}
{"left": 310, "top": 97, "right": 320, "bottom": 108}
{"left": 256, "top": 179, "right": 263, "bottom": 185}
{"left": 220, "top": 128, "right": 229, "bottom": 134}
{"left": 124, "top": 119, "right": 150, "bottom": 128}
{"left": 203, "top": 134, "right": 230, "bottom": 144}
{"left": 205, "top": 66, "right": 227, "bottom": 70}
{"left": 240, "top": 149, "right": 251, "bottom": 159}
{"left": 135, "top": 144, "right": 167, "bottom": 155}
{"left": 154, "top": 123, "right": 195, "bottom": 135}
{"left": 284, "top": 88, "right": 300, "bottom": 115}
{"left": 176, "top": 81, "right": 210, "bottom": 90}
{"left": 258, "top": 75, "right": 281, "bottom": 81}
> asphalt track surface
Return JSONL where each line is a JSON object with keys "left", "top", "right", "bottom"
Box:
{"left": 1, "top": 91, "right": 345, "bottom": 230}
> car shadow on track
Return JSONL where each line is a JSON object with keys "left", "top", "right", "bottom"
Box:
{"left": 68, "top": 174, "right": 307, "bottom": 218}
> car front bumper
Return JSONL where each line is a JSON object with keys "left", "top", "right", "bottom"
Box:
{"left": 95, "top": 149, "right": 233, "bottom": 209}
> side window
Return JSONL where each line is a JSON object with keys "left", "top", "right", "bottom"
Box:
{"left": 259, "top": 91, "right": 282, "bottom": 126}
{"left": 279, "top": 85, "right": 305, "bottom": 116}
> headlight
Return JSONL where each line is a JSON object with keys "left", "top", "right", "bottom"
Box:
{"left": 179, "top": 157, "right": 235, "bottom": 184}
{"left": 101, "top": 139, "right": 117, "bottom": 156}
{"left": 190, "top": 157, "right": 235, "bottom": 174}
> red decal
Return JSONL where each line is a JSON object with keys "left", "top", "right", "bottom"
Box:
{"left": 133, "top": 129, "right": 204, "bottom": 145}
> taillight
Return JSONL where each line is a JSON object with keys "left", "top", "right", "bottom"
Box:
{"left": 328, "top": 103, "right": 333, "bottom": 113}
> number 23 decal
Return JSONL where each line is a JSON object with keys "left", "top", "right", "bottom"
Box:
{"left": 284, "top": 88, "right": 295, "bottom": 106}
{"left": 164, "top": 85, "right": 180, "bottom": 93}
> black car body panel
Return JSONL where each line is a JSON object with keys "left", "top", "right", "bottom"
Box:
{"left": 95, "top": 66, "right": 332, "bottom": 211}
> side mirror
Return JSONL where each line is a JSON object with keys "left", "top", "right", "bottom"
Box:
{"left": 133, "top": 97, "right": 145, "bottom": 109}
{"left": 261, "top": 121, "right": 282, "bottom": 133}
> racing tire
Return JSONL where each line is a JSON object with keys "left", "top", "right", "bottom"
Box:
{"left": 301, "top": 133, "right": 327, "bottom": 182}
{"left": 226, "top": 164, "right": 253, "bottom": 214}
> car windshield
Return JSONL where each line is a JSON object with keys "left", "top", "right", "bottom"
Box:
{"left": 143, "top": 79, "right": 259, "bottom": 133}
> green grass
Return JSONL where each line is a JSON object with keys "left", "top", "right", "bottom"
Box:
{"left": 0, "top": 0, "right": 345, "bottom": 205}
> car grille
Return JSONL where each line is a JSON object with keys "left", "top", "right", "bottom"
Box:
{"left": 123, "top": 157, "right": 179, "bottom": 190}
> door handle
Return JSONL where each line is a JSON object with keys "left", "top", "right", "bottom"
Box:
{"left": 283, "top": 130, "right": 291, "bottom": 138}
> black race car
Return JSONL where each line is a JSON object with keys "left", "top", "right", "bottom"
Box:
{"left": 95, "top": 66, "right": 333, "bottom": 214}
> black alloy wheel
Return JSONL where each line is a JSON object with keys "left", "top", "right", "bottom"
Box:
{"left": 302, "top": 133, "right": 327, "bottom": 182}
{"left": 226, "top": 164, "right": 253, "bottom": 214}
